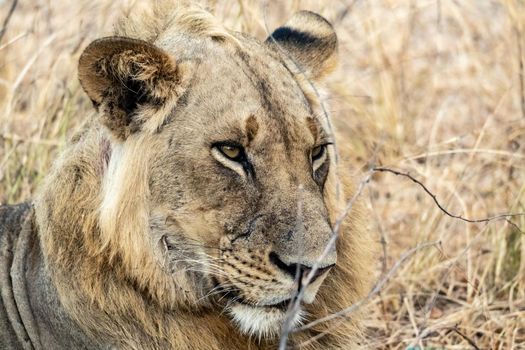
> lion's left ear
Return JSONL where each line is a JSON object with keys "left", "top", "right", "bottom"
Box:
{"left": 79, "top": 36, "right": 188, "bottom": 140}
{"left": 265, "top": 11, "right": 337, "bottom": 81}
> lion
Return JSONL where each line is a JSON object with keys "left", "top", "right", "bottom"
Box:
{"left": 0, "top": 2, "right": 374, "bottom": 349}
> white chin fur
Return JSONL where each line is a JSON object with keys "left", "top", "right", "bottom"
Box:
{"left": 229, "top": 303, "right": 305, "bottom": 339}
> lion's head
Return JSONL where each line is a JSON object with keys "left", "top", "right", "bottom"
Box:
{"left": 36, "top": 3, "right": 373, "bottom": 349}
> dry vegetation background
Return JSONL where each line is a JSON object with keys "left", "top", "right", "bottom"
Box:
{"left": 0, "top": 0, "right": 524, "bottom": 349}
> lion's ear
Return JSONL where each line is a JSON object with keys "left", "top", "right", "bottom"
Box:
{"left": 266, "top": 11, "right": 337, "bottom": 81}
{"left": 79, "top": 36, "right": 185, "bottom": 139}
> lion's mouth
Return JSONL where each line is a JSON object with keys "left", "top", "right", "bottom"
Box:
{"left": 209, "top": 280, "right": 306, "bottom": 337}
{"left": 215, "top": 285, "right": 293, "bottom": 312}
{"left": 224, "top": 291, "right": 305, "bottom": 337}
{"left": 234, "top": 296, "right": 291, "bottom": 312}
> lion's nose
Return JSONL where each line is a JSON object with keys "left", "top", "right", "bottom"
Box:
{"left": 269, "top": 252, "right": 334, "bottom": 283}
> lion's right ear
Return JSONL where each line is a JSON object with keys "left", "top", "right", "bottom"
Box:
{"left": 79, "top": 37, "right": 187, "bottom": 139}
{"left": 265, "top": 11, "right": 338, "bottom": 81}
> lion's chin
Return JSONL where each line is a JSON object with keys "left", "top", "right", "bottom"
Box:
{"left": 228, "top": 302, "right": 305, "bottom": 339}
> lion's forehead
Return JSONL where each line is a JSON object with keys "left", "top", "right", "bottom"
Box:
{"left": 176, "top": 39, "right": 314, "bottom": 130}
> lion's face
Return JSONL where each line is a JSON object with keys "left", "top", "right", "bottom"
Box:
{"left": 79, "top": 11, "right": 339, "bottom": 338}
{"left": 149, "top": 42, "right": 336, "bottom": 336}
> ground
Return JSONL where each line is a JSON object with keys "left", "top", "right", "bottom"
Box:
{"left": 0, "top": 0, "right": 524, "bottom": 349}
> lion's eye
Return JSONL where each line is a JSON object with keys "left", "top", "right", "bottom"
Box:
{"left": 211, "top": 142, "right": 252, "bottom": 177}
{"left": 218, "top": 145, "right": 242, "bottom": 160}
{"left": 311, "top": 144, "right": 330, "bottom": 173}
{"left": 311, "top": 145, "right": 325, "bottom": 161}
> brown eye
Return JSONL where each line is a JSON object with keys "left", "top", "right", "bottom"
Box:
{"left": 219, "top": 145, "right": 242, "bottom": 160}
{"left": 311, "top": 145, "right": 325, "bottom": 161}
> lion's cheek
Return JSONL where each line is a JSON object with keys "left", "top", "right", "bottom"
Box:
{"left": 174, "top": 209, "right": 224, "bottom": 246}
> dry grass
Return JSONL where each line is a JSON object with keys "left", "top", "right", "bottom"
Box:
{"left": 1, "top": 0, "right": 524, "bottom": 349}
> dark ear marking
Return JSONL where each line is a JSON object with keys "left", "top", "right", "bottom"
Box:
{"left": 271, "top": 27, "right": 321, "bottom": 47}
{"left": 266, "top": 11, "right": 338, "bottom": 81}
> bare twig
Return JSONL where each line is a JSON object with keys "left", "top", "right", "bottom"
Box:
{"left": 0, "top": 0, "right": 18, "bottom": 43}
{"left": 259, "top": 3, "right": 356, "bottom": 348}
{"left": 372, "top": 167, "right": 525, "bottom": 226}
{"left": 258, "top": 3, "right": 524, "bottom": 347}
{"left": 448, "top": 325, "right": 481, "bottom": 350}
{"left": 295, "top": 241, "right": 441, "bottom": 342}
{"left": 278, "top": 168, "right": 376, "bottom": 350}
{"left": 291, "top": 165, "right": 523, "bottom": 345}
{"left": 505, "top": 218, "right": 525, "bottom": 234}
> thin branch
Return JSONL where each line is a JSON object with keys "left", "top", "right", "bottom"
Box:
{"left": 278, "top": 168, "right": 375, "bottom": 350}
{"left": 0, "top": 0, "right": 18, "bottom": 43}
{"left": 295, "top": 241, "right": 441, "bottom": 338}
{"left": 372, "top": 167, "right": 525, "bottom": 226}
{"left": 506, "top": 218, "right": 525, "bottom": 234}
{"left": 258, "top": 2, "right": 524, "bottom": 345}
{"left": 448, "top": 325, "right": 481, "bottom": 350}
{"left": 259, "top": 3, "right": 357, "bottom": 348}
{"left": 293, "top": 165, "right": 523, "bottom": 344}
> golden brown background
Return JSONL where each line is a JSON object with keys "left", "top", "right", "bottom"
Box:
{"left": 0, "top": 1, "right": 524, "bottom": 348}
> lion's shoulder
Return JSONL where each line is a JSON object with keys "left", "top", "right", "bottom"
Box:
{"left": 0, "top": 203, "right": 31, "bottom": 240}
{"left": 0, "top": 203, "right": 33, "bottom": 349}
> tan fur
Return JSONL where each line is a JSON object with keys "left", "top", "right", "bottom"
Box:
{"left": 34, "top": 2, "right": 375, "bottom": 349}
{"left": 115, "top": 0, "right": 239, "bottom": 46}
